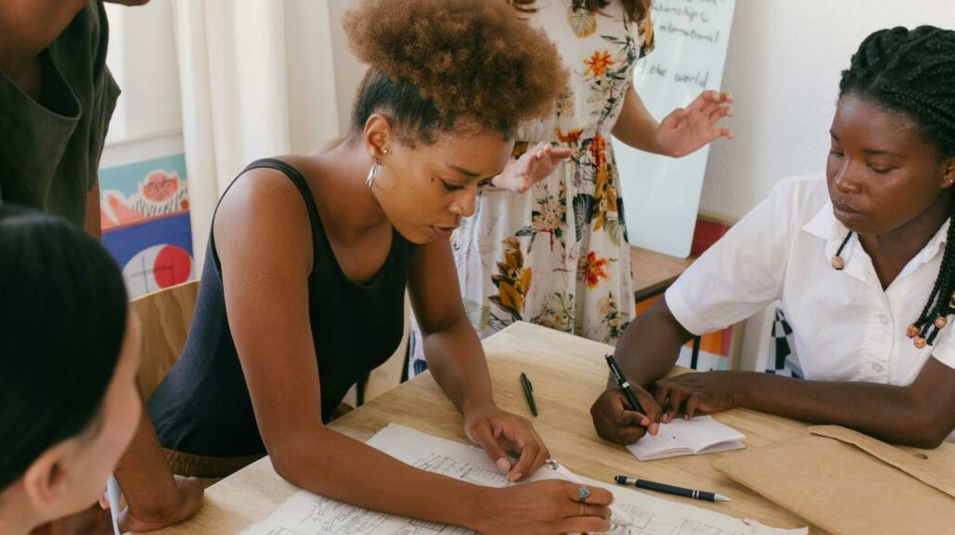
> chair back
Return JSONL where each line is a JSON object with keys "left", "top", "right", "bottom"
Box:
{"left": 130, "top": 281, "right": 200, "bottom": 399}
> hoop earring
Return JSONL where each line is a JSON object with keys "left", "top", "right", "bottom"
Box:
{"left": 366, "top": 161, "right": 380, "bottom": 189}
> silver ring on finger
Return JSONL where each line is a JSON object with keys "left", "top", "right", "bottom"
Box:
{"left": 578, "top": 485, "right": 591, "bottom": 501}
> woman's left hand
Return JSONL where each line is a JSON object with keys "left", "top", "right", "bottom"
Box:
{"left": 654, "top": 90, "right": 734, "bottom": 158}
{"left": 652, "top": 371, "right": 748, "bottom": 423}
{"left": 463, "top": 404, "right": 550, "bottom": 482}
{"left": 491, "top": 142, "right": 574, "bottom": 193}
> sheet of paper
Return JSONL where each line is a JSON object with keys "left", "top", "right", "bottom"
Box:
{"left": 237, "top": 424, "right": 805, "bottom": 535}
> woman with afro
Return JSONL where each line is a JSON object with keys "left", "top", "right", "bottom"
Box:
{"left": 145, "top": 0, "right": 616, "bottom": 533}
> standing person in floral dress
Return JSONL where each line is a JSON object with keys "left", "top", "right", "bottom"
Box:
{"left": 411, "top": 0, "right": 734, "bottom": 374}
{"left": 414, "top": 0, "right": 733, "bottom": 371}
{"left": 439, "top": 1, "right": 735, "bottom": 371}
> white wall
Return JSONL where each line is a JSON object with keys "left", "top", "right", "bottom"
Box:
{"left": 285, "top": 0, "right": 341, "bottom": 152}
{"left": 328, "top": 0, "right": 366, "bottom": 135}
{"left": 101, "top": 0, "right": 185, "bottom": 169}
{"left": 703, "top": 0, "right": 954, "bottom": 221}
{"left": 103, "top": 0, "right": 182, "bottom": 146}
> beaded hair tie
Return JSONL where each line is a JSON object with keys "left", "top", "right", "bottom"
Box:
{"left": 831, "top": 231, "right": 853, "bottom": 270}
{"left": 906, "top": 295, "right": 954, "bottom": 349}
{"left": 834, "top": 231, "right": 951, "bottom": 349}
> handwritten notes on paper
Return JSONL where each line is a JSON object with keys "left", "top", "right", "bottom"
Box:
{"left": 237, "top": 424, "right": 805, "bottom": 535}
{"left": 617, "top": 0, "right": 737, "bottom": 257}
{"left": 645, "top": 0, "right": 732, "bottom": 89}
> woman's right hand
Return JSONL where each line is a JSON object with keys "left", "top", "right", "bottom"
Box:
{"left": 474, "top": 480, "right": 613, "bottom": 535}
{"left": 490, "top": 142, "right": 573, "bottom": 193}
{"left": 590, "top": 385, "right": 663, "bottom": 445}
{"left": 118, "top": 475, "right": 205, "bottom": 532}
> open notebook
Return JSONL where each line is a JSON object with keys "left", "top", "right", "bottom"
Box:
{"left": 628, "top": 415, "right": 745, "bottom": 461}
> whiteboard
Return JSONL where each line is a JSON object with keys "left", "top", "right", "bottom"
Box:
{"left": 613, "top": 0, "right": 737, "bottom": 258}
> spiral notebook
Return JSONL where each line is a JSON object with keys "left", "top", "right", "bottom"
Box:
{"left": 627, "top": 415, "right": 745, "bottom": 461}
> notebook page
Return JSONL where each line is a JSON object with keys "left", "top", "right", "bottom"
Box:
{"left": 628, "top": 416, "right": 745, "bottom": 460}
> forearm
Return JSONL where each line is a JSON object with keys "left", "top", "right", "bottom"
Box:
{"left": 113, "top": 404, "right": 186, "bottom": 522}
{"left": 273, "top": 427, "right": 485, "bottom": 529}
{"left": 737, "top": 373, "right": 947, "bottom": 447}
{"left": 610, "top": 90, "right": 663, "bottom": 154}
{"left": 86, "top": 181, "right": 101, "bottom": 239}
{"left": 612, "top": 300, "right": 693, "bottom": 390}
{"left": 422, "top": 316, "right": 495, "bottom": 413}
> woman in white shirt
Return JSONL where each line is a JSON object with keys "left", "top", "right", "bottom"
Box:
{"left": 590, "top": 25, "right": 955, "bottom": 449}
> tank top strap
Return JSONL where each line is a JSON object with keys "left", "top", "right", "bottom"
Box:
{"left": 209, "top": 158, "right": 324, "bottom": 274}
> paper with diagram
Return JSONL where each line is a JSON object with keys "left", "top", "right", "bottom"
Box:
{"left": 237, "top": 424, "right": 806, "bottom": 535}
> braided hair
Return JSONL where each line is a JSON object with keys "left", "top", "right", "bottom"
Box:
{"left": 838, "top": 26, "right": 955, "bottom": 347}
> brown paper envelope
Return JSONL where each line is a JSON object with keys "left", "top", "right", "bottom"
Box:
{"left": 711, "top": 430, "right": 955, "bottom": 535}
{"left": 808, "top": 425, "right": 955, "bottom": 498}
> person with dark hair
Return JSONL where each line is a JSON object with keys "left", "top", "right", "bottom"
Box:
{"left": 0, "top": 205, "right": 141, "bottom": 535}
{"left": 1, "top": 1, "right": 205, "bottom": 529}
{"left": 590, "top": 25, "right": 955, "bottom": 449}
{"left": 410, "top": 0, "right": 733, "bottom": 376}
{"left": 145, "top": 0, "right": 615, "bottom": 532}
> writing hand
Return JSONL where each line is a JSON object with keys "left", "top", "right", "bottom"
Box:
{"left": 590, "top": 385, "right": 663, "bottom": 444}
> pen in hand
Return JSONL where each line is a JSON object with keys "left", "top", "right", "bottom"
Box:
{"left": 604, "top": 353, "right": 653, "bottom": 431}
{"left": 545, "top": 460, "right": 633, "bottom": 527}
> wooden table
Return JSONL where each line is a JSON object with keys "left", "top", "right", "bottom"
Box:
{"left": 630, "top": 246, "right": 694, "bottom": 302}
{"left": 141, "top": 321, "right": 954, "bottom": 535}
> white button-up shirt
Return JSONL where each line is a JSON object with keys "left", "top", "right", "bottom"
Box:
{"left": 667, "top": 174, "right": 955, "bottom": 393}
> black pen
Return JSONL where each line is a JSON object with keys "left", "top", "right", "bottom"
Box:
{"left": 605, "top": 353, "right": 643, "bottom": 414}
{"left": 520, "top": 372, "right": 538, "bottom": 416}
{"left": 615, "top": 475, "right": 731, "bottom": 502}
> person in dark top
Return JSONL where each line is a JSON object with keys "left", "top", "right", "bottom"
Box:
{"left": 0, "top": 0, "right": 121, "bottom": 235}
{"left": 0, "top": 1, "right": 203, "bottom": 532}
{"left": 146, "top": 0, "right": 617, "bottom": 532}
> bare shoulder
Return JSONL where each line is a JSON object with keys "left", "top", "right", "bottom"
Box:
{"left": 214, "top": 165, "right": 314, "bottom": 274}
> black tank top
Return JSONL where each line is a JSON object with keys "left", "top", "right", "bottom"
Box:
{"left": 147, "top": 159, "right": 416, "bottom": 457}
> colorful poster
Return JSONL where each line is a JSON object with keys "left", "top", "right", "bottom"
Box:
{"left": 99, "top": 153, "right": 194, "bottom": 298}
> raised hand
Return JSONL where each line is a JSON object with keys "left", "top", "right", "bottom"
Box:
{"left": 655, "top": 90, "right": 734, "bottom": 158}
{"left": 491, "top": 142, "right": 574, "bottom": 193}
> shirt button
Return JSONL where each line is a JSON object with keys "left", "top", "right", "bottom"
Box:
{"left": 872, "top": 363, "right": 885, "bottom": 373}
{"left": 879, "top": 314, "right": 889, "bottom": 325}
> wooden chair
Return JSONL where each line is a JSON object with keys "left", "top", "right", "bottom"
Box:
{"left": 130, "top": 281, "right": 199, "bottom": 400}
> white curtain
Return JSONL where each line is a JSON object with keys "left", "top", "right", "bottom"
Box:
{"left": 170, "top": 0, "right": 341, "bottom": 270}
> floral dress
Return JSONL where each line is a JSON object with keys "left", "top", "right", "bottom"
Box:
{"left": 409, "top": 1, "right": 654, "bottom": 375}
